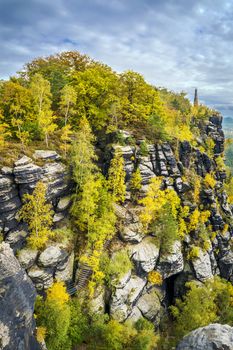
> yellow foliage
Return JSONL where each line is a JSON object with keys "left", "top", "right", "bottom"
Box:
{"left": 215, "top": 156, "right": 225, "bottom": 171}
{"left": 108, "top": 149, "right": 126, "bottom": 203}
{"left": 36, "top": 326, "right": 46, "bottom": 343}
{"left": 148, "top": 271, "right": 163, "bottom": 285}
{"left": 193, "top": 177, "right": 201, "bottom": 203}
{"left": 188, "top": 209, "right": 200, "bottom": 232}
{"left": 200, "top": 210, "right": 211, "bottom": 224}
{"left": 204, "top": 173, "right": 216, "bottom": 188}
{"left": 0, "top": 123, "right": 11, "bottom": 149}
{"left": 177, "top": 124, "right": 194, "bottom": 142}
{"left": 18, "top": 181, "right": 54, "bottom": 250}
{"left": 46, "top": 281, "right": 69, "bottom": 306}
{"left": 139, "top": 177, "right": 181, "bottom": 231}
{"left": 222, "top": 224, "right": 229, "bottom": 236}
{"left": 187, "top": 246, "right": 200, "bottom": 260}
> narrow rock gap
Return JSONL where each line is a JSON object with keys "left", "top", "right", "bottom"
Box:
{"left": 165, "top": 273, "right": 180, "bottom": 306}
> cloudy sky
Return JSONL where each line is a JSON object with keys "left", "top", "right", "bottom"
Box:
{"left": 1, "top": 0, "right": 233, "bottom": 116}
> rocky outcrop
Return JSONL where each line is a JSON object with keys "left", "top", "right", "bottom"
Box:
{"left": 110, "top": 275, "right": 147, "bottom": 321}
{"left": 130, "top": 237, "right": 159, "bottom": 273}
{"left": 157, "top": 241, "right": 184, "bottom": 279}
{"left": 0, "top": 242, "right": 40, "bottom": 350}
{"left": 177, "top": 323, "right": 233, "bottom": 350}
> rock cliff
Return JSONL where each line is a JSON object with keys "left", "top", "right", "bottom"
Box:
{"left": 0, "top": 242, "right": 40, "bottom": 350}
{"left": 1, "top": 113, "right": 233, "bottom": 342}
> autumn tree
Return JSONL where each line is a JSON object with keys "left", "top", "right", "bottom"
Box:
{"left": 130, "top": 168, "right": 142, "bottom": 201}
{"left": 59, "top": 85, "right": 77, "bottom": 125}
{"left": 30, "top": 73, "right": 56, "bottom": 146}
{"left": 60, "top": 124, "right": 73, "bottom": 158}
{"left": 108, "top": 149, "right": 126, "bottom": 203}
{"left": 72, "top": 63, "right": 120, "bottom": 130}
{"left": 35, "top": 282, "right": 71, "bottom": 350}
{"left": 71, "top": 117, "right": 97, "bottom": 189}
{"left": 170, "top": 277, "right": 233, "bottom": 344}
{"left": 18, "top": 181, "right": 54, "bottom": 249}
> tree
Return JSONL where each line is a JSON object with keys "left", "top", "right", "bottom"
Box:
{"left": 18, "top": 181, "right": 54, "bottom": 249}
{"left": 71, "top": 117, "right": 97, "bottom": 189}
{"left": 60, "top": 124, "right": 73, "bottom": 158}
{"left": 59, "top": 85, "right": 77, "bottom": 125}
{"left": 130, "top": 168, "right": 142, "bottom": 201}
{"left": 170, "top": 277, "right": 233, "bottom": 344}
{"left": 35, "top": 282, "right": 71, "bottom": 350}
{"left": 0, "top": 122, "right": 11, "bottom": 149}
{"left": 72, "top": 63, "right": 120, "bottom": 130}
{"left": 108, "top": 149, "right": 126, "bottom": 203}
{"left": 30, "top": 73, "right": 56, "bottom": 145}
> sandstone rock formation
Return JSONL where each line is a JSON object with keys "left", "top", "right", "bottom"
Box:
{"left": 0, "top": 242, "right": 40, "bottom": 350}
{"left": 177, "top": 323, "right": 233, "bottom": 350}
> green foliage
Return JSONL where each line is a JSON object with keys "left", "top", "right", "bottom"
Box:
{"left": 59, "top": 84, "right": 77, "bottom": 125}
{"left": 108, "top": 149, "right": 126, "bottom": 203}
{"left": 130, "top": 168, "right": 142, "bottom": 200}
{"left": 71, "top": 117, "right": 97, "bottom": 189}
{"left": 140, "top": 177, "right": 181, "bottom": 252}
{"left": 139, "top": 140, "right": 149, "bottom": 156}
{"left": 105, "top": 249, "right": 132, "bottom": 285}
{"left": 35, "top": 282, "right": 71, "bottom": 350}
{"left": 170, "top": 277, "right": 233, "bottom": 344}
{"left": 18, "top": 181, "right": 54, "bottom": 249}
{"left": 151, "top": 202, "right": 179, "bottom": 254}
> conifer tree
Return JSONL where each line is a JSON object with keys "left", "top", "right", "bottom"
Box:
{"left": 108, "top": 149, "right": 126, "bottom": 203}
{"left": 18, "top": 181, "right": 54, "bottom": 249}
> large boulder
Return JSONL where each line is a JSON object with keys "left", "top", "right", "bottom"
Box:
{"left": 157, "top": 241, "right": 184, "bottom": 278}
{"left": 27, "top": 265, "right": 54, "bottom": 290}
{"left": 192, "top": 249, "right": 213, "bottom": 281}
{"left": 130, "top": 237, "right": 159, "bottom": 272}
{"left": 110, "top": 275, "right": 146, "bottom": 321}
{"left": 0, "top": 242, "right": 40, "bottom": 350}
{"left": 177, "top": 323, "right": 233, "bottom": 350}
{"left": 136, "top": 290, "right": 161, "bottom": 325}
{"left": 17, "top": 248, "right": 38, "bottom": 270}
{"left": 38, "top": 245, "right": 68, "bottom": 267}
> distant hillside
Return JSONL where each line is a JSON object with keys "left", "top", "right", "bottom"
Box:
{"left": 223, "top": 117, "right": 233, "bottom": 138}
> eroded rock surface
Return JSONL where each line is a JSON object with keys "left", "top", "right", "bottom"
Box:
{"left": 177, "top": 323, "right": 233, "bottom": 350}
{"left": 0, "top": 242, "right": 40, "bottom": 350}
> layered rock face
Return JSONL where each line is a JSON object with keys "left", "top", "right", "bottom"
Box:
{"left": 0, "top": 242, "right": 40, "bottom": 350}
{"left": 0, "top": 113, "right": 232, "bottom": 333}
{"left": 177, "top": 323, "right": 233, "bottom": 350}
{"left": 103, "top": 114, "right": 233, "bottom": 324}
{"left": 0, "top": 151, "right": 74, "bottom": 292}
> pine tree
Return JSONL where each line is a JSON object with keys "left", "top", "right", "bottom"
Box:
{"left": 108, "top": 149, "right": 126, "bottom": 203}
{"left": 18, "top": 181, "right": 54, "bottom": 249}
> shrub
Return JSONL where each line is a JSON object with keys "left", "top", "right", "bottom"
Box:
{"left": 204, "top": 173, "right": 216, "bottom": 188}
{"left": 148, "top": 271, "right": 163, "bottom": 285}
{"left": 107, "top": 250, "right": 132, "bottom": 283}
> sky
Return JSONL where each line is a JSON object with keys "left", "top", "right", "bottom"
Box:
{"left": 1, "top": 0, "right": 233, "bottom": 116}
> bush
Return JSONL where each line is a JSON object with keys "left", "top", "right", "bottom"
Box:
{"left": 106, "top": 250, "right": 132, "bottom": 284}
{"left": 148, "top": 271, "right": 163, "bottom": 285}
{"left": 204, "top": 173, "right": 216, "bottom": 188}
